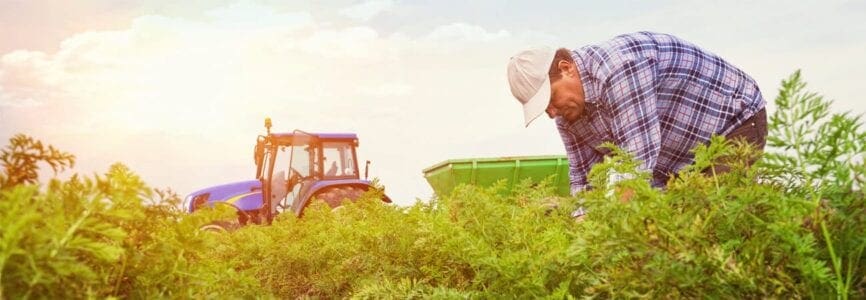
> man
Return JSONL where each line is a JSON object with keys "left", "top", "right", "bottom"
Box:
{"left": 507, "top": 32, "right": 767, "bottom": 213}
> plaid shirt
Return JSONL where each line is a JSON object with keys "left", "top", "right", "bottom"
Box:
{"left": 557, "top": 32, "right": 765, "bottom": 194}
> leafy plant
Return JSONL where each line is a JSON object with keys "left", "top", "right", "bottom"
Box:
{"left": 762, "top": 70, "right": 866, "bottom": 298}
{"left": 0, "top": 138, "right": 260, "bottom": 298}
{"left": 0, "top": 134, "right": 74, "bottom": 189}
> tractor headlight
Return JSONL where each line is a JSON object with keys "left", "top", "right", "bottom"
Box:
{"left": 191, "top": 193, "right": 210, "bottom": 211}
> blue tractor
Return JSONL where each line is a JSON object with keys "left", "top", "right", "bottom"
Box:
{"left": 185, "top": 118, "right": 391, "bottom": 229}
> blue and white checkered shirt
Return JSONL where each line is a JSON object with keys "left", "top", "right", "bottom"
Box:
{"left": 558, "top": 32, "right": 766, "bottom": 194}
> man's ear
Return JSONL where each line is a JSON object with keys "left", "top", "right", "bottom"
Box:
{"left": 557, "top": 60, "right": 573, "bottom": 77}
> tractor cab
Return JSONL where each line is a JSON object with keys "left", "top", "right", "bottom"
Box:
{"left": 255, "top": 130, "right": 363, "bottom": 220}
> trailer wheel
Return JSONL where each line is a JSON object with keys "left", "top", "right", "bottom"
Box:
{"left": 313, "top": 186, "right": 367, "bottom": 209}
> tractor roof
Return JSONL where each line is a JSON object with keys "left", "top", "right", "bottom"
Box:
{"left": 270, "top": 132, "right": 358, "bottom": 141}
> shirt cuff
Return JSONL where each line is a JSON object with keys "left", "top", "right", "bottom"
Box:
{"left": 570, "top": 183, "right": 589, "bottom": 196}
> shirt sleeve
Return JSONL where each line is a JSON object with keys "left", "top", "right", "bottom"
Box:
{"left": 556, "top": 118, "right": 602, "bottom": 195}
{"left": 602, "top": 57, "right": 662, "bottom": 175}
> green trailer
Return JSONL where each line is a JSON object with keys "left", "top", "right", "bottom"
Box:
{"left": 422, "top": 155, "right": 572, "bottom": 197}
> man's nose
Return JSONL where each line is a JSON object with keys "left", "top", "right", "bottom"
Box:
{"left": 546, "top": 106, "right": 557, "bottom": 118}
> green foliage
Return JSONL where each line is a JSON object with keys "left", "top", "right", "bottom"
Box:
{"left": 761, "top": 70, "right": 866, "bottom": 299}
{"left": 576, "top": 137, "right": 827, "bottom": 297}
{"left": 0, "top": 134, "right": 74, "bottom": 189}
{"left": 0, "top": 140, "right": 259, "bottom": 298}
{"left": 764, "top": 70, "right": 866, "bottom": 194}
{"left": 0, "top": 71, "right": 863, "bottom": 298}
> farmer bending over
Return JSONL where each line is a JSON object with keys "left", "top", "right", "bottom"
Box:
{"left": 507, "top": 32, "right": 767, "bottom": 218}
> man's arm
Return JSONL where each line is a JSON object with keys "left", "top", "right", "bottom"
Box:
{"left": 603, "top": 57, "right": 662, "bottom": 176}
{"left": 556, "top": 118, "right": 603, "bottom": 195}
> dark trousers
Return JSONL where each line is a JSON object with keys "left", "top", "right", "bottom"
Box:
{"left": 704, "top": 108, "right": 768, "bottom": 174}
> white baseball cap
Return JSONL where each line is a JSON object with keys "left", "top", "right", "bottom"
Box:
{"left": 507, "top": 47, "right": 556, "bottom": 127}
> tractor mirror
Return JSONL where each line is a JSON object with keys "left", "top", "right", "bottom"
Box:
{"left": 365, "top": 160, "right": 371, "bottom": 180}
{"left": 254, "top": 143, "right": 263, "bottom": 163}
{"left": 254, "top": 144, "right": 265, "bottom": 179}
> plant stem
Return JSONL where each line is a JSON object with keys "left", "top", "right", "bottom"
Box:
{"left": 818, "top": 206, "right": 845, "bottom": 300}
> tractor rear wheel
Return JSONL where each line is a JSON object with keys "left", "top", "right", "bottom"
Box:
{"left": 199, "top": 220, "right": 239, "bottom": 232}
{"left": 313, "top": 186, "right": 367, "bottom": 209}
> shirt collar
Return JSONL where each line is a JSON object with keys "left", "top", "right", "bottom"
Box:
{"left": 570, "top": 50, "right": 600, "bottom": 104}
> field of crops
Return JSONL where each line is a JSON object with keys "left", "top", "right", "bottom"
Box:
{"left": 1, "top": 71, "right": 864, "bottom": 298}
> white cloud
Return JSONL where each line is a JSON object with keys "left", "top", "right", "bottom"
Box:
{"left": 0, "top": 97, "right": 42, "bottom": 108}
{"left": 357, "top": 82, "right": 413, "bottom": 98}
{"left": 298, "top": 26, "right": 384, "bottom": 59}
{"left": 205, "top": 1, "right": 315, "bottom": 30}
{"left": 425, "top": 23, "right": 510, "bottom": 43}
{"left": 339, "top": 0, "right": 395, "bottom": 22}
{"left": 0, "top": 51, "right": 59, "bottom": 108}
{"left": 0, "top": 87, "right": 42, "bottom": 108}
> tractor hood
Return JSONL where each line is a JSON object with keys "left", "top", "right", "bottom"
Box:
{"left": 186, "top": 179, "right": 262, "bottom": 212}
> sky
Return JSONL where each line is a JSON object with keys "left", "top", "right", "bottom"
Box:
{"left": 1, "top": 0, "right": 865, "bottom": 205}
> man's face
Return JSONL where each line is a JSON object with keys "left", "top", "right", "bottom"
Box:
{"left": 545, "top": 61, "right": 586, "bottom": 123}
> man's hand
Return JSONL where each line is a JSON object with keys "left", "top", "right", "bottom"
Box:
{"left": 616, "top": 186, "right": 636, "bottom": 203}
{"left": 571, "top": 206, "right": 588, "bottom": 222}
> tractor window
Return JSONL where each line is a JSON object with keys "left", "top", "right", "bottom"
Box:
{"left": 289, "top": 145, "right": 312, "bottom": 179}
{"left": 271, "top": 145, "right": 314, "bottom": 185}
{"left": 272, "top": 146, "right": 291, "bottom": 181}
{"left": 321, "top": 142, "right": 357, "bottom": 178}
{"left": 267, "top": 146, "right": 292, "bottom": 211}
